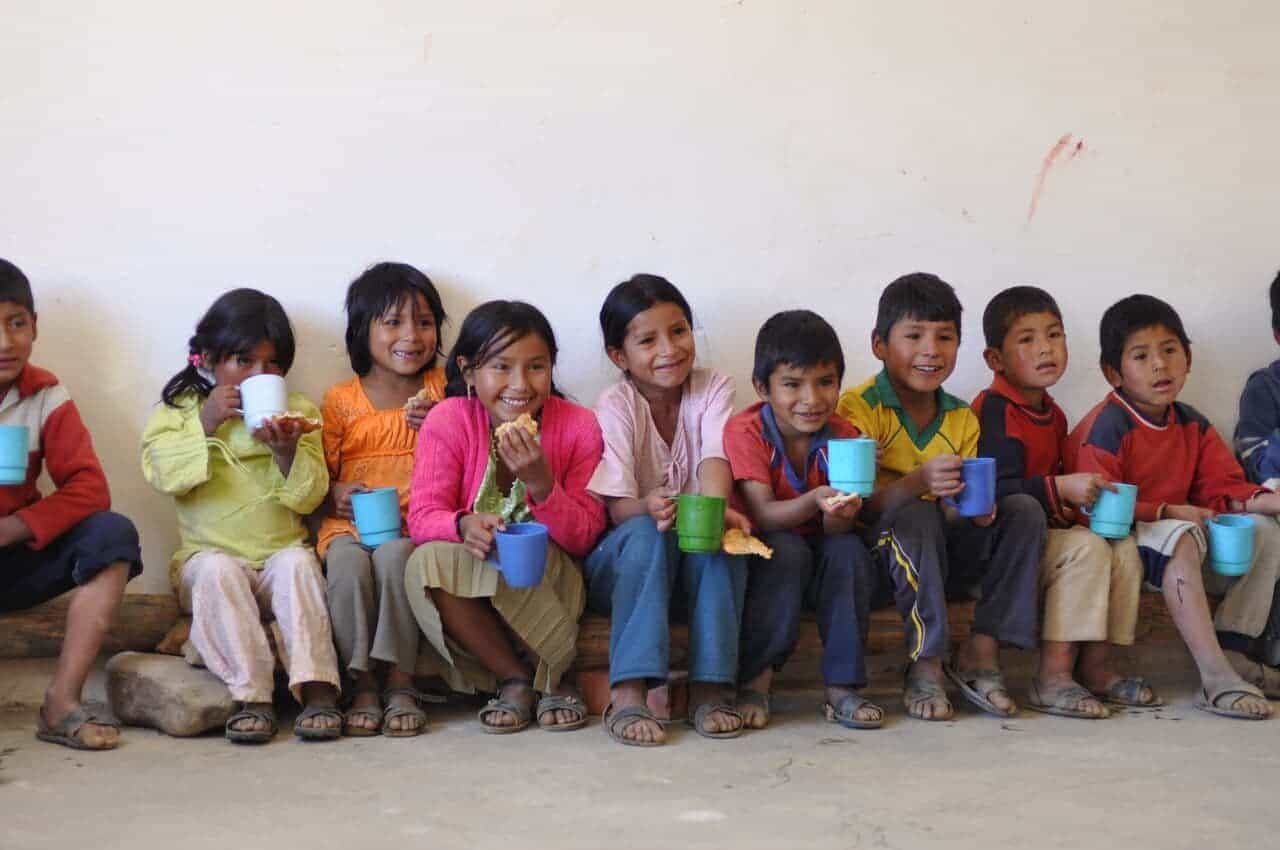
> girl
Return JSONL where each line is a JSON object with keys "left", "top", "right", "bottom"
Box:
{"left": 320, "top": 262, "right": 447, "bottom": 737}
{"left": 584, "top": 274, "right": 750, "bottom": 746}
{"left": 404, "top": 300, "right": 605, "bottom": 733}
{"left": 141, "top": 289, "right": 341, "bottom": 743}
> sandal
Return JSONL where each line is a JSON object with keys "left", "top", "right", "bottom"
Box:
{"left": 1194, "top": 683, "right": 1271, "bottom": 720}
{"left": 225, "top": 702, "right": 277, "bottom": 745}
{"left": 478, "top": 677, "right": 533, "bottom": 734}
{"left": 736, "top": 688, "right": 771, "bottom": 729}
{"left": 687, "top": 702, "right": 744, "bottom": 740}
{"left": 944, "top": 660, "right": 1016, "bottom": 718}
{"left": 294, "top": 704, "right": 343, "bottom": 741}
{"left": 603, "top": 702, "right": 664, "bottom": 747}
{"left": 1027, "top": 680, "right": 1109, "bottom": 719}
{"left": 1227, "top": 654, "right": 1280, "bottom": 700}
{"left": 824, "top": 692, "right": 884, "bottom": 730}
{"left": 382, "top": 688, "right": 430, "bottom": 738}
{"left": 535, "top": 688, "right": 588, "bottom": 732}
{"left": 36, "top": 704, "right": 121, "bottom": 751}
{"left": 1090, "top": 676, "right": 1164, "bottom": 708}
{"left": 903, "top": 674, "right": 954, "bottom": 721}
{"left": 342, "top": 690, "right": 383, "bottom": 737}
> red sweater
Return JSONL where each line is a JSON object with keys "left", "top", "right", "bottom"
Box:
{"left": 0, "top": 365, "right": 110, "bottom": 549}
{"left": 972, "top": 375, "right": 1068, "bottom": 524}
{"left": 1064, "top": 389, "right": 1261, "bottom": 522}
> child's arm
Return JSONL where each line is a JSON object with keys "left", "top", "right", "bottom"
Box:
{"left": 1189, "top": 424, "right": 1264, "bottom": 515}
{"left": 698, "top": 457, "right": 750, "bottom": 532}
{"left": 738, "top": 480, "right": 862, "bottom": 534}
{"left": 141, "top": 398, "right": 214, "bottom": 497}
{"left": 13, "top": 398, "right": 111, "bottom": 550}
{"left": 976, "top": 395, "right": 1067, "bottom": 519}
{"left": 606, "top": 492, "right": 676, "bottom": 530}
{"left": 518, "top": 412, "right": 607, "bottom": 559}
{"left": 320, "top": 387, "right": 363, "bottom": 519}
{"left": 862, "top": 458, "right": 963, "bottom": 523}
{"left": 696, "top": 374, "right": 749, "bottom": 531}
{"left": 260, "top": 394, "right": 328, "bottom": 516}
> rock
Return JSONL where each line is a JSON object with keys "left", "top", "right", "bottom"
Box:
{"left": 106, "top": 652, "right": 234, "bottom": 737}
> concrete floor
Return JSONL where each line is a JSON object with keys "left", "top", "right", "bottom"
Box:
{"left": 0, "top": 653, "right": 1275, "bottom": 850}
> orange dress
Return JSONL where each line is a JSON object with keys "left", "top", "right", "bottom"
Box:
{"left": 317, "top": 367, "right": 446, "bottom": 557}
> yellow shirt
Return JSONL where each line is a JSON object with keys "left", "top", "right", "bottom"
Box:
{"left": 835, "top": 370, "right": 978, "bottom": 491}
{"left": 140, "top": 391, "right": 329, "bottom": 586}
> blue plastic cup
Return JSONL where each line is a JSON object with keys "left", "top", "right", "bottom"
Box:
{"left": 828, "top": 437, "right": 877, "bottom": 496}
{"left": 488, "top": 522, "right": 550, "bottom": 588}
{"left": 945, "top": 457, "right": 996, "bottom": 517}
{"left": 1084, "top": 483, "right": 1137, "bottom": 539}
{"left": 0, "top": 424, "right": 29, "bottom": 485}
{"left": 1208, "top": 514, "right": 1255, "bottom": 577}
{"left": 350, "top": 487, "right": 402, "bottom": 547}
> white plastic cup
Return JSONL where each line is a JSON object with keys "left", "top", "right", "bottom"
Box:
{"left": 238, "top": 374, "right": 287, "bottom": 431}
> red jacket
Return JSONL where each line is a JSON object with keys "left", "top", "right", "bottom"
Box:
{"left": 0, "top": 365, "right": 110, "bottom": 549}
{"left": 972, "top": 375, "right": 1069, "bottom": 525}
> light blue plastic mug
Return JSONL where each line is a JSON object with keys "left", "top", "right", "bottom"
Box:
{"left": 1209, "top": 514, "right": 1255, "bottom": 577}
{"left": 488, "top": 522, "right": 550, "bottom": 588}
{"left": 828, "top": 437, "right": 877, "bottom": 496}
{"left": 0, "top": 424, "right": 29, "bottom": 485}
{"left": 1084, "top": 483, "right": 1137, "bottom": 539}
{"left": 351, "top": 487, "right": 402, "bottom": 547}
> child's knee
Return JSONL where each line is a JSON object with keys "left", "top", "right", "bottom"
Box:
{"left": 998, "top": 493, "right": 1048, "bottom": 537}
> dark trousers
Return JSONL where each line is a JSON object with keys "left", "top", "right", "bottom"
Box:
{"left": 864, "top": 494, "right": 1045, "bottom": 662}
{"left": 738, "top": 531, "right": 876, "bottom": 688}
{"left": 0, "top": 511, "right": 141, "bottom": 613}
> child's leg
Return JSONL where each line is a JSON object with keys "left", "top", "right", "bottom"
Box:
{"left": 810, "top": 533, "right": 882, "bottom": 726}
{"left": 738, "top": 531, "right": 814, "bottom": 728}
{"left": 583, "top": 516, "right": 677, "bottom": 744}
{"left": 680, "top": 548, "right": 748, "bottom": 736}
{"left": 1211, "top": 514, "right": 1280, "bottom": 692}
{"left": 1074, "top": 536, "right": 1157, "bottom": 704}
{"left": 1034, "top": 527, "right": 1110, "bottom": 717}
{"left": 368, "top": 538, "right": 424, "bottom": 731}
{"left": 325, "top": 536, "right": 381, "bottom": 732}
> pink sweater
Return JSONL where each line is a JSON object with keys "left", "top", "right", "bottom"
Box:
{"left": 407, "top": 395, "right": 607, "bottom": 559}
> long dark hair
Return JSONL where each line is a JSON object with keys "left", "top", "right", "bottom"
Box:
{"left": 443, "top": 301, "right": 563, "bottom": 399}
{"left": 161, "top": 288, "right": 297, "bottom": 407}
{"left": 598, "top": 273, "right": 695, "bottom": 352}
{"left": 344, "top": 262, "right": 448, "bottom": 376}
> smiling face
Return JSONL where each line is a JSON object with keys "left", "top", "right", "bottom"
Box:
{"left": 367, "top": 292, "right": 438, "bottom": 379}
{"left": 872, "top": 317, "right": 959, "bottom": 400}
{"left": 1105, "top": 324, "right": 1190, "bottom": 421}
{"left": 607, "top": 301, "right": 696, "bottom": 393}
{"left": 756, "top": 361, "right": 841, "bottom": 438}
{"left": 986, "top": 311, "right": 1067, "bottom": 400}
{"left": 0, "top": 301, "right": 36, "bottom": 395}
{"left": 208, "top": 339, "right": 283, "bottom": 387}
{"left": 460, "top": 331, "right": 553, "bottom": 425}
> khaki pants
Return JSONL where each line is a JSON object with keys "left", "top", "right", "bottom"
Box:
{"left": 325, "top": 535, "right": 419, "bottom": 678}
{"left": 1040, "top": 527, "right": 1142, "bottom": 645}
{"left": 1204, "top": 514, "right": 1280, "bottom": 639}
{"left": 179, "top": 547, "right": 341, "bottom": 703}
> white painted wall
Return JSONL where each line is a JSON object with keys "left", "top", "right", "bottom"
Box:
{"left": 2, "top": 1, "right": 1277, "bottom": 592}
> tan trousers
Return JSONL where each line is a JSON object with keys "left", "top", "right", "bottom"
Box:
{"left": 1205, "top": 513, "right": 1280, "bottom": 639}
{"left": 179, "top": 547, "right": 341, "bottom": 703}
{"left": 325, "top": 535, "right": 419, "bottom": 678}
{"left": 1040, "top": 527, "right": 1142, "bottom": 645}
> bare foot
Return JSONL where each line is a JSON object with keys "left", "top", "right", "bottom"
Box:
{"left": 826, "top": 685, "right": 883, "bottom": 725}
{"left": 738, "top": 668, "right": 773, "bottom": 729}
{"left": 383, "top": 669, "right": 424, "bottom": 734}
{"left": 229, "top": 701, "right": 275, "bottom": 735}
{"left": 904, "top": 657, "right": 953, "bottom": 721}
{"left": 689, "top": 681, "right": 742, "bottom": 735}
{"left": 40, "top": 694, "right": 119, "bottom": 749}
{"left": 1032, "top": 673, "right": 1107, "bottom": 718}
{"left": 344, "top": 670, "right": 382, "bottom": 734}
{"left": 298, "top": 683, "right": 341, "bottom": 733}
{"left": 536, "top": 682, "right": 585, "bottom": 728}
{"left": 480, "top": 680, "right": 535, "bottom": 730}
{"left": 608, "top": 679, "right": 665, "bottom": 744}
{"left": 1202, "top": 669, "right": 1273, "bottom": 718}
{"left": 954, "top": 635, "right": 1016, "bottom": 715}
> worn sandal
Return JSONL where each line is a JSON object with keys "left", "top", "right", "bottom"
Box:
{"left": 1091, "top": 676, "right": 1164, "bottom": 708}
{"left": 478, "top": 677, "right": 534, "bottom": 734}
{"left": 736, "top": 688, "right": 771, "bottom": 729}
{"left": 1194, "top": 683, "right": 1271, "bottom": 720}
{"left": 225, "top": 702, "right": 277, "bottom": 745}
{"left": 687, "top": 702, "right": 744, "bottom": 740}
{"left": 382, "top": 688, "right": 431, "bottom": 738}
{"left": 1027, "top": 680, "right": 1109, "bottom": 719}
{"left": 824, "top": 692, "right": 885, "bottom": 730}
{"left": 36, "top": 704, "right": 121, "bottom": 751}
{"left": 903, "top": 674, "right": 954, "bottom": 721}
{"left": 603, "top": 702, "right": 664, "bottom": 747}
{"left": 944, "top": 661, "right": 1016, "bottom": 718}
{"left": 342, "top": 690, "right": 384, "bottom": 737}
{"left": 535, "top": 689, "right": 588, "bottom": 732}
{"left": 294, "top": 704, "right": 343, "bottom": 741}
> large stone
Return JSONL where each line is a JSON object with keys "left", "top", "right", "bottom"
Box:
{"left": 106, "top": 651, "right": 234, "bottom": 737}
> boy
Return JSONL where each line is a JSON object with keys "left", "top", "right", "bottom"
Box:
{"left": 725, "top": 310, "right": 882, "bottom": 730}
{"left": 1066, "top": 293, "right": 1280, "bottom": 719}
{"left": 837, "top": 273, "right": 1045, "bottom": 721}
{"left": 0, "top": 258, "right": 142, "bottom": 748}
{"left": 973, "top": 286, "right": 1154, "bottom": 720}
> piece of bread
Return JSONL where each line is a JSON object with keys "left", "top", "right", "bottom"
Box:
{"left": 263, "top": 412, "right": 322, "bottom": 433}
{"left": 722, "top": 528, "right": 774, "bottom": 559}
{"left": 402, "top": 387, "right": 433, "bottom": 411}
{"left": 823, "top": 492, "right": 861, "bottom": 511}
{"left": 494, "top": 412, "right": 538, "bottom": 440}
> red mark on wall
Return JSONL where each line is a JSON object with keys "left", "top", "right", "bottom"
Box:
{"left": 1027, "top": 133, "right": 1084, "bottom": 223}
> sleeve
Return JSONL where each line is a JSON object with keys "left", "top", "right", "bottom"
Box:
{"left": 320, "top": 386, "right": 344, "bottom": 479}
{"left": 530, "top": 412, "right": 607, "bottom": 559}
{"left": 696, "top": 372, "right": 736, "bottom": 464}
{"left": 724, "top": 415, "right": 772, "bottom": 486}
{"left": 975, "top": 396, "right": 1060, "bottom": 518}
{"left": 1191, "top": 425, "right": 1263, "bottom": 512}
{"left": 271, "top": 394, "right": 328, "bottom": 516}
{"left": 16, "top": 400, "right": 111, "bottom": 550}
{"left": 956, "top": 407, "right": 980, "bottom": 459}
{"left": 586, "top": 390, "right": 639, "bottom": 499}
{"left": 140, "top": 398, "right": 213, "bottom": 498}
{"left": 407, "top": 403, "right": 469, "bottom": 543}
{"left": 836, "top": 388, "right": 878, "bottom": 442}
{"left": 1074, "top": 434, "right": 1163, "bottom": 523}
{"left": 1234, "top": 371, "right": 1280, "bottom": 484}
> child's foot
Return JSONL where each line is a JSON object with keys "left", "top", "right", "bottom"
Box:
{"left": 343, "top": 689, "right": 383, "bottom": 736}
{"left": 478, "top": 678, "right": 535, "bottom": 732}
{"left": 606, "top": 679, "right": 664, "bottom": 745}
{"left": 738, "top": 669, "right": 773, "bottom": 729}
{"left": 951, "top": 635, "right": 1016, "bottom": 715}
{"left": 1225, "top": 650, "right": 1280, "bottom": 699}
{"left": 226, "top": 701, "right": 277, "bottom": 743}
{"left": 904, "top": 658, "right": 953, "bottom": 721}
{"left": 1197, "top": 669, "right": 1272, "bottom": 719}
{"left": 824, "top": 685, "right": 884, "bottom": 729}
{"left": 296, "top": 683, "right": 342, "bottom": 736}
{"left": 535, "top": 683, "right": 588, "bottom": 731}
{"left": 38, "top": 698, "right": 120, "bottom": 750}
{"left": 1028, "top": 674, "right": 1108, "bottom": 719}
{"left": 688, "top": 681, "right": 743, "bottom": 737}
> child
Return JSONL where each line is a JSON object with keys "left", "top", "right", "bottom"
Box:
{"left": 320, "top": 262, "right": 447, "bottom": 737}
{"left": 836, "top": 273, "right": 1044, "bottom": 721}
{"left": 584, "top": 274, "right": 749, "bottom": 746}
{"left": 0, "top": 258, "right": 141, "bottom": 751}
{"left": 725, "top": 310, "right": 883, "bottom": 730}
{"left": 1066, "top": 294, "right": 1280, "bottom": 718}
{"left": 141, "top": 288, "right": 342, "bottom": 743}
{"left": 973, "top": 286, "right": 1153, "bottom": 719}
{"left": 404, "top": 300, "right": 603, "bottom": 734}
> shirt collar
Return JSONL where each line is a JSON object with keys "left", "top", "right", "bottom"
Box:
{"left": 988, "top": 373, "right": 1055, "bottom": 413}
{"left": 760, "top": 403, "right": 831, "bottom": 492}
{"left": 874, "top": 369, "right": 962, "bottom": 414}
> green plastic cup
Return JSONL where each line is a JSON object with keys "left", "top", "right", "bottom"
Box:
{"left": 676, "top": 494, "right": 726, "bottom": 554}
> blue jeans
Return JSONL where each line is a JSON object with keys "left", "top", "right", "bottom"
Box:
{"left": 584, "top": 515, "right": 747, "bottom": 687}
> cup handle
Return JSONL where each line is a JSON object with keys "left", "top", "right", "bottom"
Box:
{"left": 1080, "top": 503, "right": 1092, "bottom": 518}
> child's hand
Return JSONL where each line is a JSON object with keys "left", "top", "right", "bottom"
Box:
{"left": 0, "top": 514, "right": 33, "bottom": 548}
{"left": 200, "top": 384, "right": 242, "bottom": 436}
{"left": 404, "top": 397, "right": 435, "bottom": 431}
{"left": 1164, "top": 504, "right": 1215, "bottom": 529}
{"left": 1241, "top": 492, "right": 1280, "bottom": 516}
{"left": 252, "top": 416, "right": 305, "bottom": 456}
{"left": 496, "top": 425, "right": 553, "bottom": 502}
{"left": 921, "top": 454, "right": 964, "bottom": 499}
{"left": 459, "top": 512, "right": 505, "bottom": 559}
{"left": 1055, "top": 472, "right": 1116, "bottom": 509}
{"left": 644, "top": 489, "right": 676, "bottom": 532}
{"left": 330, "top": 481, "right": 368, "bottom": 521}
{"left": 724, "top": 507, "right": 753, "bottom": 534}
{"left": 813, "top": 486, "right": 863, "bottom": 520}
